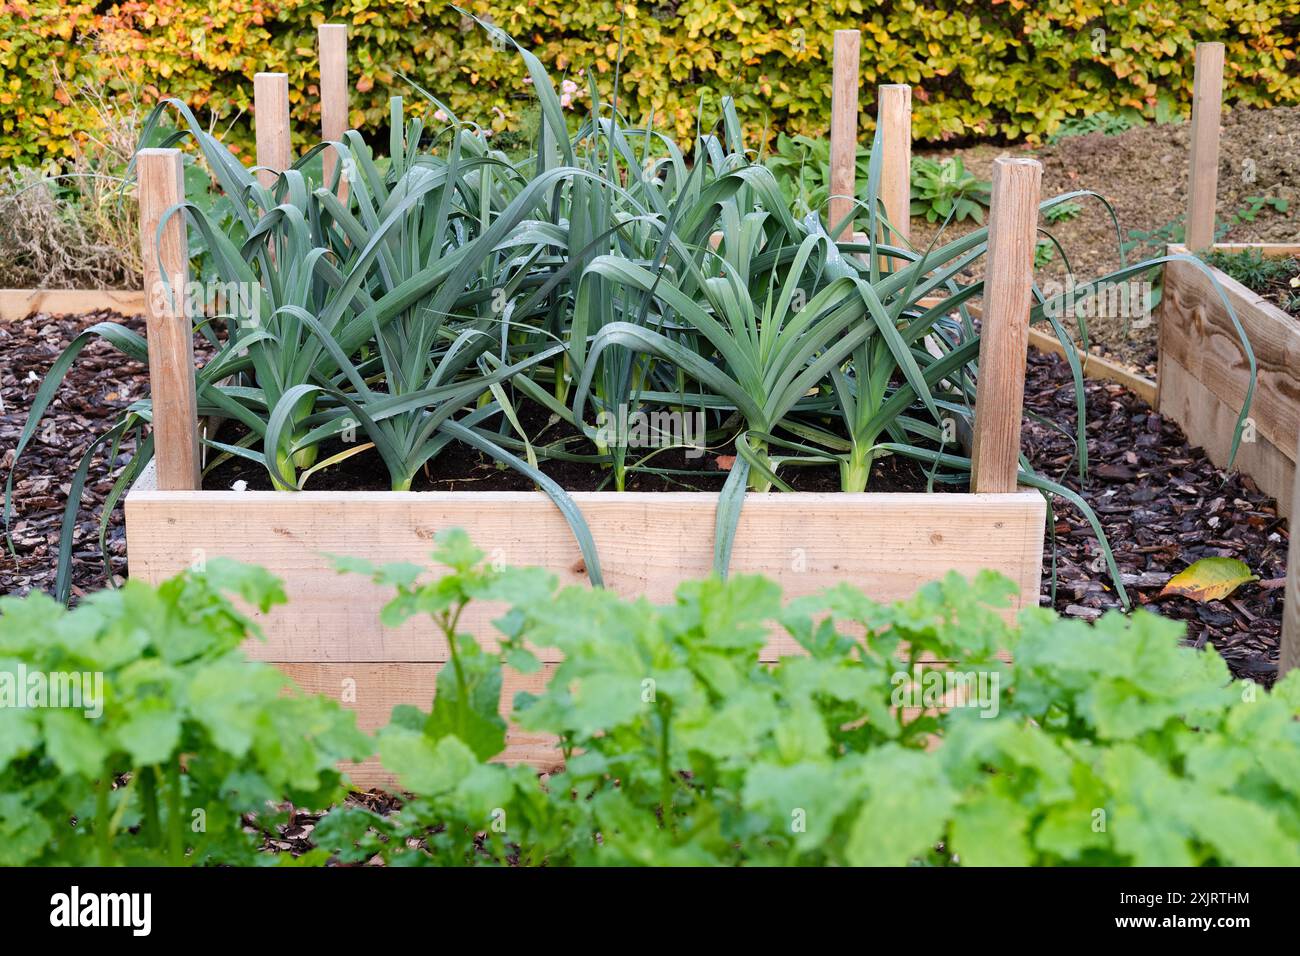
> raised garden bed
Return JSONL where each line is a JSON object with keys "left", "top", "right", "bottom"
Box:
{"left": 1157, "top": 241, "right": 1300, "bottom": 517}
{"left": 105, "top": 37, "right": 1060, "bottom": 787}
{"left": 125, "top": 463, "right": 1044, "bottom": 781}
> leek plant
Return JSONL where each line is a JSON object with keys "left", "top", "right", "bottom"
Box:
{"left": 6, "top": 21, "right": 1260, "bottom": 615}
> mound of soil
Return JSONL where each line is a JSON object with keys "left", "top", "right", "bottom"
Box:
{"left": 913, "top": 106, "right": 1300, "bottom": 371}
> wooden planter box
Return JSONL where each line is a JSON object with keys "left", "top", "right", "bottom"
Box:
{"left": 0, "top": 289, "right": 144, "bottom": 321}
{"left": 125, "top": 463, "right": 1045, "bottom": 784}
{"left": 1157, "top": 243, "right": 1300, "bottom": 516}
{"left": 121, "top": 143, "right": 1051, "bottom": 787}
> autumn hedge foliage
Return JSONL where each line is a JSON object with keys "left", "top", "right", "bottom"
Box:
{"left": 2, "top": 0, "right": 1298, "bottom": 164}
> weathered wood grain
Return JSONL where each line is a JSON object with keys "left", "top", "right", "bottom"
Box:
{"left": 972, "top": 158, "right": 1042, "bottom": 493}
{"left": 829, "top": 30, "right": 860, "bottom": 240}
{"left": 1159, "top": 352, "right": 1294, "bottom": 518}
{"left": 126, "top": 464, "right": 1045, "bottom": 663}
{"left": 1282, "top": 432, "right": 1300, "bottom": 678}
{"left": 254, "top": 72, "right": 291, "bottom": 189}
{"left": 1184, "top": 42, "right": 1224, "bottom": 251}
{"left": 279, "top": 662, "right": 562, "bottom": 786}
{"left": 318, "top": 24, "right": 348, "bottom": 193}
{"left": 877, "top": 84, "right": 911, "bottom": 252}
{"left": 137, "top": 149, "right": 201, "bottom": 491}
{"left": 1208, "top": 243, "right": 1300, "bottom": 258}
{"left": 0, "top": 289, "right": 144, "bottom": 321}
{"left": 1158, "top": 244, "right": 1300, "bottom": 505}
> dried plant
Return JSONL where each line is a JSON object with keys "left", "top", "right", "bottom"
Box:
{"left": 0, "top": 60, "right": 144, "bottom": 288}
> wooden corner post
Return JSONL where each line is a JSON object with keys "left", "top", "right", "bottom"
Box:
{"left": 829, "top": 29, "right": 861, "bottom": 241}
{"left": 137, "top": 148, "right": 200, "bottom": 491}
{"left": 1185, "top": 41, "right": 1224, "bottom": 251}
{"left": 971, "top": 157, "right": 1042, "bottom": 494}
{"left": 877, "top": 84, "right": 911, "bottom": 252}
{"left": 254, "top": 71, "right": 291, "bottom": 189}
{"left": 1282, "top": 426, "right": 1300, "bottom": 680}
{"left": 318, "top": 24, "right": 348, "bottom": 189}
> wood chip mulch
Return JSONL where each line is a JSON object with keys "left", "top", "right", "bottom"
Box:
{"left": 1, "top": 309, "right": 145, "bottom": 599}
{"left": 1023, "top": 349, "right": 1285, "bottom": 685}
{"left": 1, "top": 311, "right": 1287, "bottom": 685}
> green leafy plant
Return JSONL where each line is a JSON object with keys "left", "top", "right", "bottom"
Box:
{"left": 763, "top": 132, "right": 873, "bottom": 223}
{"left": 0, "top": 561, "right": 370, "bottom": 865}
{"left": 1202, "top": 247, "right": 1294, "bottom": 289}
{"left": 309, "top": 530, "right": 1300, "bottom": 867}
{"left": 763, "top": 139, "right": 996, "bottom": 230}
{"left": 909, "top": 157, "right": 993, "bottom": 224}
{"left": 1229, "top": 195, "right": 1288, "bottom": 225}
{"left": 1047, "top": 111, "right": 1142, "bottom": 144}
{"left": 1034, "top": 238, "right": 1056, "bottom": 269}
{"left": 1044, "top": 201, "right": 1083, "bottom": 224}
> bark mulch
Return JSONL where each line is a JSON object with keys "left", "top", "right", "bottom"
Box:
{"left": 1023, "top": 349, "right": 1285, "bottom": 685}
{"left": 1, "top": 310, "right": 1288, "bottom": 685}
{"left": 1, "top": 309, "right": 144, "bottom": 599}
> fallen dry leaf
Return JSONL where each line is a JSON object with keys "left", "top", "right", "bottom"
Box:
{"left": 1159, "top": 557, "right": 1258, "bottom": 603}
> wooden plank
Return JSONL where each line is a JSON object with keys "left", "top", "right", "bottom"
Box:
{"left": 254, "top": 72, "right": 291, "bottom": 189}
{"left": 877, "top": 84, "right": 911, "bottom": 252}
{"left": 1158, "top": 246, "right": 1300, "bottom": 462}
{"left": 1210, "top": 243, "right": 1300, "bottom": 258}
{"left": 829, "top": 29, "right": 860, "bottom": 240}
{"left": 1282, "top": 437, "right": 1300, "bottom": 679}
{"left": 279, "top": 664, "right": 977, "bottom": 787}
{"left": 125, "top": 463, "right": 1045, "bottom": 663}
{"left": 1158, "top": 351, "right": 1294, "bottom": 518}
{"left": 279, "top": 662, "right": 562, "bottom": 786}
{"left": 318, "top": 24, "right": 348, "bottom": 192}
{"left": 1026, "top": 327, "right": 1157, "bottom": 406}
{"left": 136, "top": 149, "right": 200, "bottom": 491}
{"left": 1185, "top": 42, "right": 1224, "bottom": 251}
{"left": 972, "top": 158, "right": 1042, "bottom": 493}
{"left": 0, "top": 289, "right": 145, "bottom": 321}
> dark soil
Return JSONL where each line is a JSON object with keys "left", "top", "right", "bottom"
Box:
{"left": 204, "top": 408, "right": 936, "bottom": 495}
{"left": 914, "top": 106, "right": 1300, "bottom": 372}
{"left": 1, "top": 309, "right": 1289, "bottom": 686}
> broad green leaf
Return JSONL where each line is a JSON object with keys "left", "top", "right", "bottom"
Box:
{"left": 378, "top": 726, "right": 477, "bottom": 795}
{"left": 950, "top": 793, "right": 1031, "bottom": 866}
{"left": 116, "top": 699, "right": 182, "bottom": 766}
{"left": 846, "top": 748, "right": 956, "bottom": 866}
{"left": 42, "top": 710, "right": 109, "bottom": 779}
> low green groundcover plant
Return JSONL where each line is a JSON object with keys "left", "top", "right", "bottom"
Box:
{"left": 1, "top": 531, "right": 1297, "bottom": 866}
{"left": 0, "top": 562, "right": 369, "bottom": 866}
{"left": 1202, "top": 247, "right": 1300, "bottom": 315}
{"left": 312, "top": 530, "right": 1300, "bottom": 867}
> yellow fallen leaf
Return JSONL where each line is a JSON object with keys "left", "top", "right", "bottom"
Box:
{"left": 1159, "top": 558, "right": 1257, "bottom": 603}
